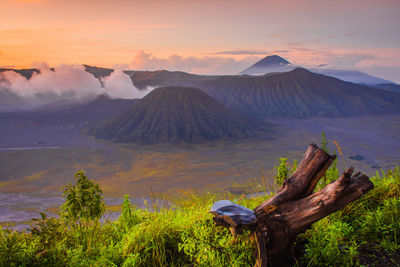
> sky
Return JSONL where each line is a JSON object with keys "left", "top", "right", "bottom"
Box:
{"left": 0, "top": 0, "right": 399, "bottom": 82}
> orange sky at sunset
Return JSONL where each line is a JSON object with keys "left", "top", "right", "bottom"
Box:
{"left": 1, "top": 0, "right": 399, "bottom": 82}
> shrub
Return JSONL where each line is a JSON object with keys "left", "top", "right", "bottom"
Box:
{"left": 274, "top": 157, "right": 288, "bottom": 187}
{"left": 61, "top": 171, "right": 105, "bottom": 224}
{"left": 119, "top": 195, "right": 141, "bottom": 229}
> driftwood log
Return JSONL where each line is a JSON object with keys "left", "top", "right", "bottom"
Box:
{"left": 210, "top": 144, "right": 374, "bottom": 266}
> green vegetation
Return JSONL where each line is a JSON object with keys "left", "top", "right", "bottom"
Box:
{"left": 273, "top": 157, "right": 298, "bottom": 188}
{"left": 301, "top": 166, "right": 400, "bottom": 266}
{"left": 61, "top": 171, "right": 105, "bottom": 223}
{"left": 318, "top": 130, "right": 339, "bottom": 190}
{"left": 274, "top": 157, "right": 289, "bottom": 187}
{"left": 1, "top": 157, "right": 400, "bottom": 266}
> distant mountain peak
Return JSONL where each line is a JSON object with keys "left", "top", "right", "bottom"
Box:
{"left": 239, "top": 55, "right": 294, "bottom": 75}
{"left": 238, "top": 55, "right": 396, "bottom": 85}
{"left": 252, "top": 55, "right": 291, "bottom": 67}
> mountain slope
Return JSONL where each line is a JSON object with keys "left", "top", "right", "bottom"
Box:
{"left": 0, "top": 68, "right": 39, "bottom": 79}
{"left": 372, "top": 83, "right": 400, "bottom": 92}
{"left": 34, "top": 95, "right": 137, "bottom": 124}
{"left": 239, "top": 55, "right": 294, "bottom": 75}
{"left": 126, "top": 70, "right": 217, "bottom": 89}
{"left": 84, "top": 66, "right": 217, "bottom": 89}
{"left": 0, "top": 95, "right": 136, "bottom": 126}
{"left": 87, "top": 86, "right": 265, "bottom": 144}
{"left": 311, "top": 68, "right": 394, "bottom": 85}
{"left": 83, "top": 65, "right": 114, "bottom": 79}
{"left": 0, "top": 88, "right": 31, "bottom": 112}
{"left": 199, "top": 68, "right": 400, "bottom": 118}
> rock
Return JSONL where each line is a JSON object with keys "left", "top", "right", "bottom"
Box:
{"left": 210, "top": 200, "right": 257, "bottom": 227}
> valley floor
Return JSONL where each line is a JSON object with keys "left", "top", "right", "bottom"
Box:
{"left": 0, "top": 113, "right": 399, "bottom": 227}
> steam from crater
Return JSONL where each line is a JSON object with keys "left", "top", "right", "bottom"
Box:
{"left": 0, "top": 63, "right": 153, "bottom": 108}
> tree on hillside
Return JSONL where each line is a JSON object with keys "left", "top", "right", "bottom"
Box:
{"left": 61, "top": 171, "right": 105, "bottom": 224}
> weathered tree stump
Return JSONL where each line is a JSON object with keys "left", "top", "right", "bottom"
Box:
{"left": 210, "top": 144, "right": 374, "bottom": 266}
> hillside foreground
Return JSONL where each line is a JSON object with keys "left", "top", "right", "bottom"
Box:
{"left": 1, "top": 159, "right": 399, "bottom": 266}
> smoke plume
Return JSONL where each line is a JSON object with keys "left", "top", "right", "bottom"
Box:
{"left": 101, "top": 69, "right": 148, "bottom": 99}
{"left": 0, "top": 63, "right": 152, "bottom": 109}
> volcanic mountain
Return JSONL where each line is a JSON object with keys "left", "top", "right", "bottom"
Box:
{"left": 239, "top": 55, "right": 396, "bottom": 85}
{"left": 199, "top": 68, "right": 400, "bottom": 118}
{"left": 239, "top": 55, "right": 294, "bottom": 75}
{"left": 87, "top": 86, "right": 265, "bottom": 144}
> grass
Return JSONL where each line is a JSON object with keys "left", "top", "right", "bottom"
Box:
{"left": 300, "top": 166, "right": 400, "bottom": 266}
{"left": 0, "top": 165, "right": 399, "bottom": 266}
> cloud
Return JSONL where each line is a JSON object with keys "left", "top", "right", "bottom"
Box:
{"left": 0, "top": 63, "right": 151, "bottom": 108}
{"left": 11, "top": 0, "right": 45, "bottom": 3}
{"left": 279, "top": 46, "right": 400, "bottom": 83}
{"left": 130, "top": 49, "right": 383, "bottom": 76}
{"left": 129, "top": 47, "right": 394, "bottom": 79}
{"left": 286, "top": 42, "right": 304, "bottom": 46}
{"left": 272, "top": 50, "right": 290, "bottom": 54}
{"left": 288, "top": 47, "right": 314, "bottom": 52}
{"left": 131, "top": 50, "right": 260, "bottom": 74}
{"left": 331, "top": 53, "right": 375, "bottom": 66}
{"left": 111, "top": 63, "right": 130, "bottom": 70}
{"left": 286, "top": 38, "right": 322, "bottom": 47}
{"left": 208, "top": 50, "right": 269, "bottom": 55}
{"left": 343, "top": 33, "right": 360, "bottom": 37}
{"left": 360, "top": 65, "right": 400, "bottom": 84}
{"left": 31, "top": 61, "right": 50, "bottom": 71}
{"left": 10, "top": 63, "right": 104, "bottom": 99}
{"left": 102, "top": 69, "right": 151, "bottom": 99}
{"left": 209, "top": 49, "right": 290, "bottom": 56}
{"left": 281, "top": 46, "right": 378, "bottom": 69}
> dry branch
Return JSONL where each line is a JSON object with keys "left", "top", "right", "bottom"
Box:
{"left": 209, "top": 144, "right": 374, "bottom": 267}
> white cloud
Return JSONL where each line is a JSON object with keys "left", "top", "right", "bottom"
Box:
{"left": 0, "top": 63, "right": 152, "bottom": 109}
{"left": 131, "top": 50, "right": 260, "bottom": 75}
{"left": 102, "top": 69, "right": 151, "bottom": 99}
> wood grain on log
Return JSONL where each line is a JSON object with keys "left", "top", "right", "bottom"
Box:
{"left": 255, "top": 144, "right": 336, "bottom": 215}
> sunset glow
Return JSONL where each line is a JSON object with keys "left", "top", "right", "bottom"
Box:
{"left": 1, "top": 0, "right": 399, "bottom": 81}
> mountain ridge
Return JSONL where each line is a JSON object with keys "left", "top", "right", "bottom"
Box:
{"left": 199, "top": 67, "right": 400, "bottom": 118}
{"left": 239, "top": 55, "right": 397, "bottom": 85}
{"left": 87, "top": 86, "right": 267, "bottom": 144}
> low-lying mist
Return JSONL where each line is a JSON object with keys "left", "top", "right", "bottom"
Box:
{"left": 0, "top": 63, "right": 153, "bottom": 111}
